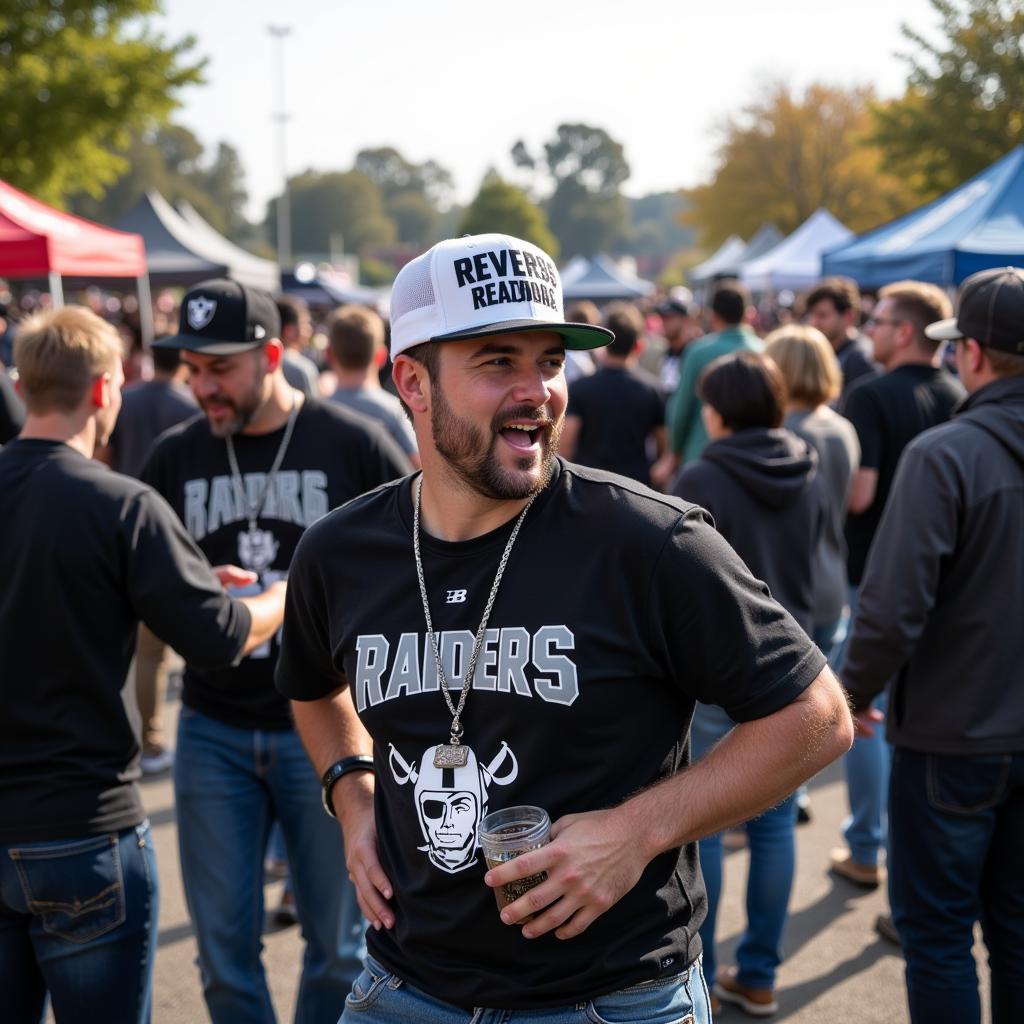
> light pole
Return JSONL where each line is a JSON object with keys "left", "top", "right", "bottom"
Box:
{"left": 268, "top": 24, "right": 292, "bottom": 273}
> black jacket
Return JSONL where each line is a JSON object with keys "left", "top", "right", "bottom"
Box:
{"left": 673, "top": 428, "right": 826, "bottom": 634}
{"left": 843, "top": 376, "right": 1024, "bottom": 753}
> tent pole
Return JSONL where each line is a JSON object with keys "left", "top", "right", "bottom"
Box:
{"left": 137, "top": 274, "right": 154, "bottom": 346}
{"left": 48, "top": 271, "right": 64, "bottom": 308}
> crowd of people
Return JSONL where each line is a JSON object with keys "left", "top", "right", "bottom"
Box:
{"left": 0, "top": 234, "right": 1021, "bottom": 1024}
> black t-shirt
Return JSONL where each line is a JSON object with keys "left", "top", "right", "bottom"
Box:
{"left": 835, "top": 334, "right": 879, "bottom": 407}
{"left": 0, "top": 440, "right": 251, "bottom": 842}
{"left": 275, "top": 459, "right": 824, "bottom": 1009}
{"left": 843, "top": 365, "right": 964, "bottom": 584}
{"left": 141, "top": 399, "right": 411, "bottom": 730}
{"left": 567, "top": 365, "right": 665, "bottom": 485}
{"left": 109, "top": 378, "right": 198, "bottom": 478}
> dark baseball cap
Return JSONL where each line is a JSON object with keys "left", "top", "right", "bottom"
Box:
{"left": 153, "top": 278, "right": 281, "bottom": 355}
{"left": 925, "top": 267, "right": 1024, "bottom": 354}
{"left": 655, "top": 297, "right": 696, "bottom": 318}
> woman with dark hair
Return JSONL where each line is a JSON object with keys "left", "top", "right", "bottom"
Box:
{"left": 672, "top": 350, "right": 826, "bottom": 1017}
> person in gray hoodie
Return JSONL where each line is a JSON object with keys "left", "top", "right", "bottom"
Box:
{"left": 843, "top": 267, "right": 1024, "bottom": 1024}
{"left": 672, "top": 350, "right": 826, "bottom": 1016}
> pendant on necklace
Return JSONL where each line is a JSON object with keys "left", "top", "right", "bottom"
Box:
{"left": 434, "top": 743, "right": 470, "bottom": 768}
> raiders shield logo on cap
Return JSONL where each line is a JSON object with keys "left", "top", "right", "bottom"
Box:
{"left": 187, "top": 296, "right": 217, "bottom": 330}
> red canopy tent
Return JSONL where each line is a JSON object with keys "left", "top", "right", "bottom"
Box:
{"left": 0, "top": 178, "right": 152, "bottom": 338}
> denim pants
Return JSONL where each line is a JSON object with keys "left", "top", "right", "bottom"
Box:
{"left": 690, "top": 704, "right": 796, "bottom": 991}
{"left": 0, "top": 821, "right": 159, "bottom": 1024}
{"left": 340, "top": 954, "right": 713, "bottom": 1023}
{"left": 835, "top": 584, "right": 891, "bottom": 865}
{"left": 175, "top": 708, "right": 365, "bottom": 1024}
{"left": 889, "top": 748, "right": 1024, "bottom": 1024}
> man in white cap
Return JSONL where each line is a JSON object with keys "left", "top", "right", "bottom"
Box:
{"left": 843, "top": 267, "right": 1024, "bottom": 1024}
{"left": 276, "top": 234, "right": 853, "bottom": 1022}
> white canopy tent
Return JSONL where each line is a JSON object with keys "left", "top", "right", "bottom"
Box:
{"left": 689, "top": 235, "right": 746, "bottom": 283}
{"left": 740, "top": 209, "right": 853, "bottom": 292}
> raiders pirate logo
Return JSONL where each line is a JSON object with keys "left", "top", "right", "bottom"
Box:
{"left": 388, "top": 741, "right": 518, "bottom": 874}
{"left": 238, "top": 527, "right": 279, "bottom": 574}
{"left": 187, "top": 295, "right": 217, "bottom": 330}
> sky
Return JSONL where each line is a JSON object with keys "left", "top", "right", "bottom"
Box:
{"left": 158, "top": 0, "right": 941, "bottom": 221}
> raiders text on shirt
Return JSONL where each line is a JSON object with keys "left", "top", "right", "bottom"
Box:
{"left": 183, "top": 469, "right": 328, "bottom": 540}
{"left": 355, "top": 626, "right": 578, "bottom": 712}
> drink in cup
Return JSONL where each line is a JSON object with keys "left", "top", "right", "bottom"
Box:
{"left": 479, "top": 805, "right": 550, "bottom": 917}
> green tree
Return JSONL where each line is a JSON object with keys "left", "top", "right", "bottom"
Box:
{"left": 512, "top": 124, "right": 631, "bottom": 259}
{"left": 0, "top": 1, "right": 204, "bottom": 205}
{"left": 268, "top": 170, "right": 395, "bottom": 257}
{"left": 685, "top": 81, "right": 918, "bottom": 247}
{"left": 457, "top": 172, "right": 559, "bottom": 258}
{"left": 353, "top": 146, "right": 453, "bottom": 245}
{"left": 386, "top": 192, "right": 440, "bottom": 249}
{"left": 71, "top": 125, "right": 250, "bottom": 241}
{"left": 870, "top": 0, "right": 1024, "bottom": 197}
{"left": 354, "top": 147, "right": 453, "bottom": 207}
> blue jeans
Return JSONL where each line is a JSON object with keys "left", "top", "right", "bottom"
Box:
{"left": 0, "top": 821, "right": 159, "bottom": 1024}
{"left": 175, "top": 708, "right": 365, "bottom": 1024}
{"left": 836, "top": 585, "right": 891, "bottom": 865}
{"left": 340, "top": 954, "right": 713, "bottom": 1023}
{"left": 889, "top": 749, "right": 1024, "bottom": 1024}
{"left": 690, "top": 704, "right": 796, "bottom": 991}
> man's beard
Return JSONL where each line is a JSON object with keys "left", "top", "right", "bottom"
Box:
{"left": 431, "top": 383, "right": 561, "bottom": 501}
{"left": 201, "top": 378, "right": 265, "bottom": 438}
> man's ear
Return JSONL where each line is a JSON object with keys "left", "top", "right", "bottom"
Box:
{"left": 392, "top": 354, "right": 430, "bottom": 415}
{"left": 966, "top": 338, "right": 986, "bottom": 374}
{"left": 90, "top": 374, "right": 109, "bottom": 409}
{"left": 264, "top": 339, "right": 284, "bottom": 373}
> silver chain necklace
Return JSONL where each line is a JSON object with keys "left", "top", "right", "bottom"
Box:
{"left": 413, "top": 476, "right": 537, "bottom": 769}
{"left": 225, "top": 395, "right": 298, "bottom": 540}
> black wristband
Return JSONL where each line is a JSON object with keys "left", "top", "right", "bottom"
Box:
{"left": 321, "top": 755, "right": 375, "bottom": 818}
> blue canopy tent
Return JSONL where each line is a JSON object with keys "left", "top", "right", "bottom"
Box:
{"left": 822, "top": 145, "right": 1024, "bottom": 288}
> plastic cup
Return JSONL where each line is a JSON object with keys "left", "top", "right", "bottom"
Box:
{"left": 479, "top": 805, "right": 550, "bottom": 917}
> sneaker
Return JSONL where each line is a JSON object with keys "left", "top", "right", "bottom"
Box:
{"left": 140, "top": 748, "right": 174, "bottom": 775}
{"left": 874, "top": 913, "right": 900, "bottom": 946}
{"left": 273, "top": 888, "right": 298, "bottom": 927}
{"left": 715, "top": 967, "right": 777, "bottom": 1017}
{"left": 829, "top": 848, "right": 883, "bottom": 888}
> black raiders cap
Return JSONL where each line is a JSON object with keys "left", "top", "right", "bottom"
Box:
{"left": 925, "top": 267, "right": 1024, "bottom": 354}
{"left": 153, "top": 278, "right": 281, "bottom": 355}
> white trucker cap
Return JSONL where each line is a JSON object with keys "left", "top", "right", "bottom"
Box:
{"left": 389, "top": 233, "right": 612, "bottom": 358}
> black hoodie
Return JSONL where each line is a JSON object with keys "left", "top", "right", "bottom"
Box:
{"left": 672, "top": 428, "right": 826, "bottom": 634}
{"left": 843, "top": 376, "right": 1024, "bottom": 753}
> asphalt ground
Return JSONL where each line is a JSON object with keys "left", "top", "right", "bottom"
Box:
{"left": 135, "top": 691, "right": 990, "bottom": 1024}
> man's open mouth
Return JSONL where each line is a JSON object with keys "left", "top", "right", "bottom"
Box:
{"left": 498, "top": 423, "right": 544, "bottom": 451}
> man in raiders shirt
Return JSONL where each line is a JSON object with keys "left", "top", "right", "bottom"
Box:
{"left": 276, "top": 234, "right": 854, "bottom": 1022}
{"left": 141, "top": 280, "right": 410, "bottom": 1024}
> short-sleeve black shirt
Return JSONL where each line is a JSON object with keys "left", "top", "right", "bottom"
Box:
{"left": 0, "top": 440, "right": 251, "bottom": 841}
{"left": 276, "top": 459, "right": 824, "bottom": 1009}
{"left": 843, "top": 366, "right": 964, "bottom": 584}
{"left": 567, "top": 365, "right": 665, "bottom": 485}
{"left": 141, "top": 399, "right": 411, "bottom": 730}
